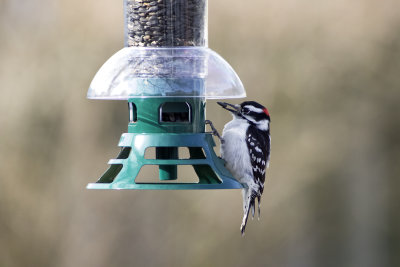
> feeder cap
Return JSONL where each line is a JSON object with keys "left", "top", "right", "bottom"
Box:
{"left": 87, "top": 47, "right": 246, "bottom": 100}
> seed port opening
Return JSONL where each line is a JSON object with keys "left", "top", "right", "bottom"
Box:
{"left": 159, "top": 102, "right": 191, "bottom": 123}
{"left": 144, "top": 147, "right": 206, "bottom": 159}
{"left": 128, "top": 102, "right": 137, "bottom": 123}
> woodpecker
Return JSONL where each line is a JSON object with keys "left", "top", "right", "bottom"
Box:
{"left": 207, "top": 101, "right": 271, "bottom": 235}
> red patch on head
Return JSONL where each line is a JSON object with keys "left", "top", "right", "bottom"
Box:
{"left": 263, "top": 108, "right": 270, "bottom": 116}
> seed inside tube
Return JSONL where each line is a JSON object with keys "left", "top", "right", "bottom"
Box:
{"left": 125, "top": 0, "right": 206, "bottom": 47}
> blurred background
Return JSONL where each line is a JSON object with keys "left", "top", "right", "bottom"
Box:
{"left": 1, "top": 0, "right": 400, "bottom": 266}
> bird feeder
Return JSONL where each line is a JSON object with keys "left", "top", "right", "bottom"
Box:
{"left": 87, "top": 0, "right": 246, "bottom": 189}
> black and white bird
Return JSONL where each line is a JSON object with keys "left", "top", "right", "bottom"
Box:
{"left": 207, "top": 101, "right": 271, "bottom": 235}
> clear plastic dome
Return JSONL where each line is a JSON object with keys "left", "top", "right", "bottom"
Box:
{"left": 87, "top": 47, "right": 246, "bottom": 99}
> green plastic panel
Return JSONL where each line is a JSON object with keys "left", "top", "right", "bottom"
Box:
{"left": 87, "top": 97, "right": 244, "bottom": 190}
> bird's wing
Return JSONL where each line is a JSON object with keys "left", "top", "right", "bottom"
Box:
{"left": 245, "top": 128, "right": 269, "bottom": 188}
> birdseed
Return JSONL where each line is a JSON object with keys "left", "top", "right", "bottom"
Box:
{"left": 125, "top": 0, "right": 207, "bottom": 47}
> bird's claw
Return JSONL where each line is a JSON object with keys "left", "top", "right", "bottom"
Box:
{"left": 205, "top": 120, "right": 222, "bottom": 141}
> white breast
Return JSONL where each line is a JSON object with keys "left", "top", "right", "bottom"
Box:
{"left": 220, "top": 119, "right": 253, "bottom": 184}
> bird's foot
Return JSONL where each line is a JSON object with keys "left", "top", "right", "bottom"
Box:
{"left": 205, "top": 120, "right": 222, "bottom": 141}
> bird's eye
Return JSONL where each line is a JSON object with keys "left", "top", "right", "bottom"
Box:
{"left": 242, "top": 108, "right": 250, "bottom": 114}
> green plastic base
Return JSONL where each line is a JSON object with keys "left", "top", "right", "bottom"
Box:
{"left": 87, "top": 133, "right": 244, "bottom": 190}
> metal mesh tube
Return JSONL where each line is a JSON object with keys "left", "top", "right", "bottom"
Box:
{"left": 124, "top": 0, "right": 208, "bottom": 47}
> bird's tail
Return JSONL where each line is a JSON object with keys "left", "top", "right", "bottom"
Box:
{"left": 240, "top": 188, "right": 260, "bottom": 235}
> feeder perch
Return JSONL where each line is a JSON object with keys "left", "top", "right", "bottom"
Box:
{"left": 87, "top": 0, "right": 246, "bottom": 189}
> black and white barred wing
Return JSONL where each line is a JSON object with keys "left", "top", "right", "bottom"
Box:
{"left": 245, "top": 129, "right": 269, "bottom": 192}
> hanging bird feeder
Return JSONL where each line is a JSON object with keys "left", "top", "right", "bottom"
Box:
{"left": 87, "top": 0, "right": 246, "bottom": 189}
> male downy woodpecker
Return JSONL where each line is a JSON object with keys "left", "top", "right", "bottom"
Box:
{"left": 209, "top": 101, "right": 271, "bottom": 235}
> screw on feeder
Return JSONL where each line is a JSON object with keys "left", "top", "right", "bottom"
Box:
{"left": 86, "top": 0, "right": 247, "bottom": 190}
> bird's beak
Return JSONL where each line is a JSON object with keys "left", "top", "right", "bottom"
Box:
{"left": 217, "top": 102, "right": 240, "bottom": 114}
